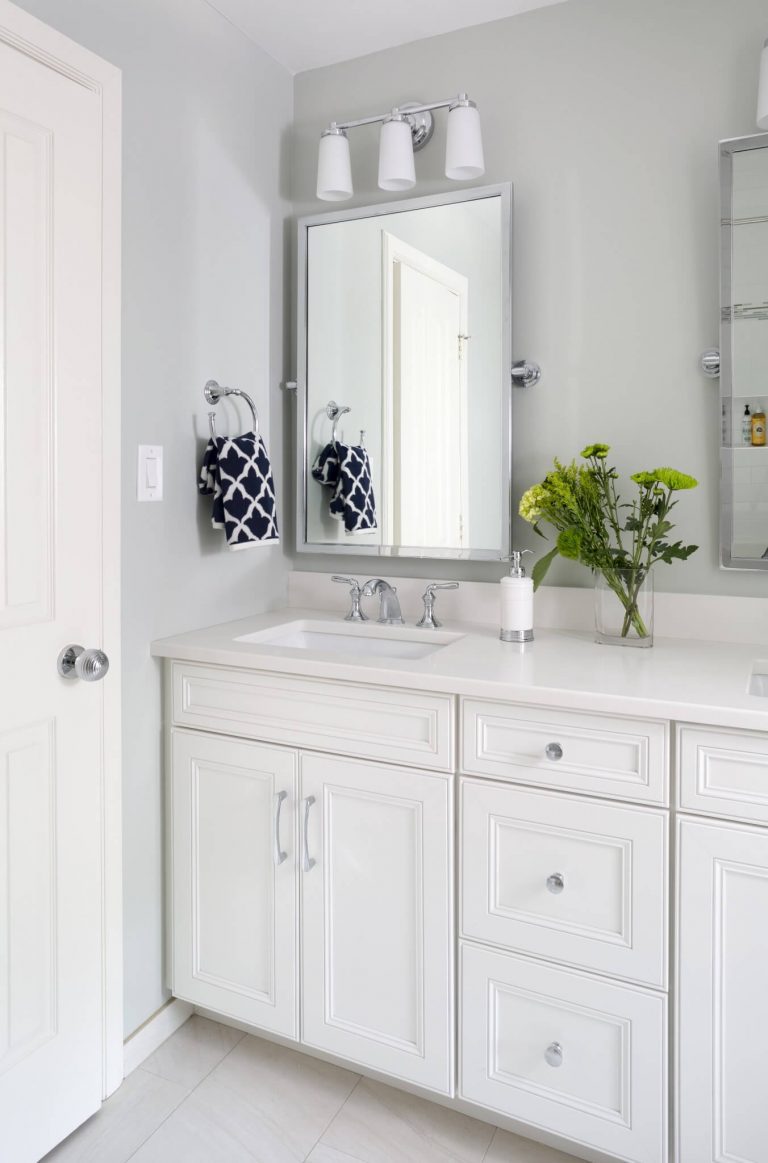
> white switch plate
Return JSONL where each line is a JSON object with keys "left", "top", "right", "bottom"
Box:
{"left": 137, "top": 444, "right": 163, "bottom": 501}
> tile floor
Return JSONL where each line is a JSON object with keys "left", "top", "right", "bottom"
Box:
{"left": 43, "top": 1016, "right": 580, "bottom": 1163}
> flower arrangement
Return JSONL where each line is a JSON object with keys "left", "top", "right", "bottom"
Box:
{"left": 519, "top": 444, "right": 699, "bottom": 641}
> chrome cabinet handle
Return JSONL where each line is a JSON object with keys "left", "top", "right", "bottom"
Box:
{"left": 302, "top": 795, "right": 316, "bottom": 872}
{"left": 546, "top": 873, "right": 565, "bottom": 894}
{"left": 545, "top": 742, "right": 563, "bottom": 761}
{"left": 273, "top": 790, "right": 287, "bottom": 866}
{"left": 57, "top": 644, "right": 110, "bottom": 682}
{"left": 545, "top": 1041, "right": 563, "bottom": 1068}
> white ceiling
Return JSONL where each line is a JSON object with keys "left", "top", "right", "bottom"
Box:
{"left": 205, "top": 0, "right": 569, "bottom": 75}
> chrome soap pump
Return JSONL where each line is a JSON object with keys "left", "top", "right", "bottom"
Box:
{"left": 500, "top": 549, "right": 534, "bottom": 643}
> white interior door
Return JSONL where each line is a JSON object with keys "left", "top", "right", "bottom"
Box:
{"left": 300, "top": 752, "right": 454, "bottom": 1094}
{"left": 170, "top": 730, "right": 298, "bottom": 1038}
{"left": 0, "top": 7, "right": 121, "bottom": 1161}
{"left": 382, "top": 234, "right": 469, "bottom": 549}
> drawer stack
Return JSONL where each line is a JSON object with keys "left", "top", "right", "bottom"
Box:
{"left": 458, "top": 699, "right": 670, "bottom": 1163}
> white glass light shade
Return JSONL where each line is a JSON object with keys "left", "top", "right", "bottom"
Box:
{"left": 316, "top": 130, "right": 353, "bottom": 201}
{"left": 378, "top": 117, "right": 416, "bottom": 192}
{"left": 758, "top": 39, "right": 768, "bottom": 130}
{"left": 445, "top": 103, "right": 485, "bottom": 181}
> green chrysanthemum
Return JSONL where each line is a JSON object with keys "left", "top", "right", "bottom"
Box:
{"left": 557, "top": 527, "right": 583, "bottom": 560}
{"left": 652, "top": 467, "right": 698, "bottom": 490}
{"left": 630, "top": 471, "right": 657, "bottom": 487}
{"left": 580, "top": 443, "right": 611, "bottom": 460}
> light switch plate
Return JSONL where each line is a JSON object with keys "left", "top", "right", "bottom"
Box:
{"left": 137, "top": 444, "right": 163, "bottom": 501}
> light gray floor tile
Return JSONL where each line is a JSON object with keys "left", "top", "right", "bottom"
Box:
{"left": 140, "top": 1014, "right": 244, "bottom": 1089}
{"left": 127, "top": 1083, "right": 260, "bottom": 1163}
{"left": 307, "top": 1078, "right": 494, "bottom": 1163}
{"left": 209, "top": 1034, "right": 360, "bottom": 1159}
{"left": 484, "top": 1127, "right": 581, "bottom": 1162}
{"left": 40, "top": 1067, "right": 187, "bottom": 1163}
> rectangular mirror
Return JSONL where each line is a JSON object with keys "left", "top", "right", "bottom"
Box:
{"left": 296, "top": 184, "right": 512, "bottom": 560}
{"left": 720, "top": 134, "right": 768, "bottom": 569}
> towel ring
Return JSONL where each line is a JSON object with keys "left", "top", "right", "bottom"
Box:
{"left": 205, "top": 379, "right": 259, "bottom": 441}
{"left": 326, "top": 399, "right": 351, "bottom": 443}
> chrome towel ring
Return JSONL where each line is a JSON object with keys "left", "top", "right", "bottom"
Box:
{"left": 205, "top": 379, "right": 259, "bottom": 441}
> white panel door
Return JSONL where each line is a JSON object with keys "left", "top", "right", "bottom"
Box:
{"left": 678, "top": 817, "right": 768, "bottom": 1162}
{"left": 171, "top": 730, "right": 298, "bottom": 1037}
{"left": 300, "top": 752, "right": 453, "bottom": 1094}
{"left": 387, "top": 237, "right": 469, "bottom": 550}
{"left": 0, "top": 14, "right": 119, "bottom": 1163}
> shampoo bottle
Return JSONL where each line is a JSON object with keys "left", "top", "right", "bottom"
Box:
{"left": 753, "top": 406, "right": 767, "bottom": 447}
{"left": 500, "top": 550, "right": 534, "bottom": 643}
{"left": 743, "top": 404, "right": 753, "bottom": 446}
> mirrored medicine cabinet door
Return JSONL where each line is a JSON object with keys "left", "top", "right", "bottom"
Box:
{"left": 295, "top": 184, "right": 512, "bottom": 561}
{"left": 720, "top": 133, "right": 768, "bottom": 569}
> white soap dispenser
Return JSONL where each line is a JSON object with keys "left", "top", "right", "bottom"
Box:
{"left": 500, "top": 550, "right": 534, "bottom": 643}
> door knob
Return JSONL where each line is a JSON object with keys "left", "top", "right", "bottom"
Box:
{"left": 57, "top": 645, "right": 110, "bottom": 682}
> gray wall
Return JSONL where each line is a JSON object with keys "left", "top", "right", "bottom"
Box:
{"left": 15, "top": 0, "right": 293, "bottom": 1036}
{"left": 292, "top": 0, "right": 768, "bottom": 596}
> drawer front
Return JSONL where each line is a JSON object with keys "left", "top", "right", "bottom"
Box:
{"left": 171, "top": 663, "right": 454, "bottom": 771}
{"left": 461, "top": 780, "right": 668, "bottom": 987}
{"left": 462, "top": 699, "right": 668, "bottom": 804}
{"left": 678, "top": 723, "right": 768, "bottom": 824}
{"left": 460, "top": 943, "right": 667, "bottom": 1163}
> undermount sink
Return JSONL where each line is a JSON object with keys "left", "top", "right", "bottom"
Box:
{"left": 749, "top": 662, "right": 768, "bottom": 696}
{"left": 235, "top": 618, "right": 462, "bottom": 660}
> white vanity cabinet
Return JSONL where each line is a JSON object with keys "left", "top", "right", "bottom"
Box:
{"left": 300, "top": 752, "right": 453, "bottom": 1093}
{"left": 676, "top": 724, "right": 768, "bottom": 1163}
{"left": 169, "top": 729, "right": 299, "bottom": 1036}
{"left": 166, "top": 663, "right": 455, "bottom": 1095}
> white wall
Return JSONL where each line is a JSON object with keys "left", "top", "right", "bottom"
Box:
{"left": 291, "top": 0, "right": 768, "bottom": 597}
{"left": 14, "top": 0, "right": 293, "bottom": 1036}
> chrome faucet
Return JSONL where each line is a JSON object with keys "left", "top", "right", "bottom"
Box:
{"left": 362, "top": 579, "right": 404, "bottom": 625}
{"left": 417, "top": 582, "right": 459, "bottom": 629}
{"left": 332, "top": 575, "right": 368, "bottom": 622}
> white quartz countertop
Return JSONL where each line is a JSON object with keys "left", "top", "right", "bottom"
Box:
{"left": 151, "top": 607, "right": 768, "bottom": 731}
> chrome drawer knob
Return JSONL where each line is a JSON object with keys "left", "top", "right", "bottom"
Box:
{"left": 545, "top": 742, "right": 563, "bottom": 761}
{"left": 545, "top": 1041, "right": 563, "bottom": 1068}
{"left": 546, "top": 872, "right": 565, "bottom": 895}
{"left": 57, "top": 645, "right": 110, "bottom": 682}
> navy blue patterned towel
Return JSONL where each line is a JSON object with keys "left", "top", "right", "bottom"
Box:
{"left": 199, "top": 431, "right": 279, "bottom": 550}
{"left": 311, "top": 441, "right": 377, "bottom": 534}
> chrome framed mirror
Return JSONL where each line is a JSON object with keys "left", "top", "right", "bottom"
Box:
{"left": 295, "top": 183, "right": 513, "bottom": 561}
{"left": 720, "top": 133, "right": 768, "bottom": 570}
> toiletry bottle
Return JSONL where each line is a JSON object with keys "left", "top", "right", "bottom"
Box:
{"left": 500, "top": 550, "right": 534, "bottom": 643}
{"left": 743, "top": 404, "right": 753, "bottom": 446}
{"left": 753, "top": 406, "right": 767, "bottom": 447}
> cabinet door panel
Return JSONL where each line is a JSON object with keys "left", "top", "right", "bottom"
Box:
{"left": 301, "top": 753, "right": 453, "bottom": 1094}
{"left": 171, "top": 729, "right": 298, "bottom": 1036}
{"left": 678, "top": 818, "right": 768, "bottom": 1162}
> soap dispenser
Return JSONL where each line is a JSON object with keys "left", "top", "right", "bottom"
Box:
{"left": 500, "top": 550, "right": 534, "bottom": 643}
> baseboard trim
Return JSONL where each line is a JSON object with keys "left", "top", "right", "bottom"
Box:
{"left": 123, "top": 998, "right": 194, "bottom": 1076}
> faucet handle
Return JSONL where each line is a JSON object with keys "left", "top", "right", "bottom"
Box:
{"left": 418, "top": 581, "right": 459, "bottom": 630}
{"left": 331, "top": 575, "right": 368, "bottom": 622}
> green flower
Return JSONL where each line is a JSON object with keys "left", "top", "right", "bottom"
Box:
{"left": 519, "top": 484, "right": 546, "bottom": 524}
{"left": 557, "top": 527, "right": 583, "bottom": 560}
{"left": 631, "top": 471, "right": 657, "bottom": 488}
{"left": 580, "top": 443, "right": 611, "bottom": 459}
{"left": 652, "top": 467, "right": 698, "bottom": 491}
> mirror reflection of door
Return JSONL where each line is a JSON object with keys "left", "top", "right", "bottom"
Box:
{"left": 382, "top": 233, "right": 469, "bottom": 549}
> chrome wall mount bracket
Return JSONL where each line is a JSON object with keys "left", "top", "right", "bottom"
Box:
{"left": 511, "top": 360, "right": 542, "bottom": 389}
{"left": 700, "top": 348, "right": 720, "bottom": 378}
{"left": 397, "top": 101, "right": 435, "bottom": 151}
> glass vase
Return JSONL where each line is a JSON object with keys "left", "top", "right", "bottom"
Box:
{"left": 594, "top": 568, "right": 654, "bottom": 648}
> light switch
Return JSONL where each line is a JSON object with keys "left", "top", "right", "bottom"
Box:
{"left": 137, "top": 444, "right": 163, "bottom": 501}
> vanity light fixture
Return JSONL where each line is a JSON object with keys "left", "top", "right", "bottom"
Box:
{"left": 316, "top": 94, "right": 484, "bottom": 202}
{"left": 758, "top": 37, "right": 768, "bottom": 129}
